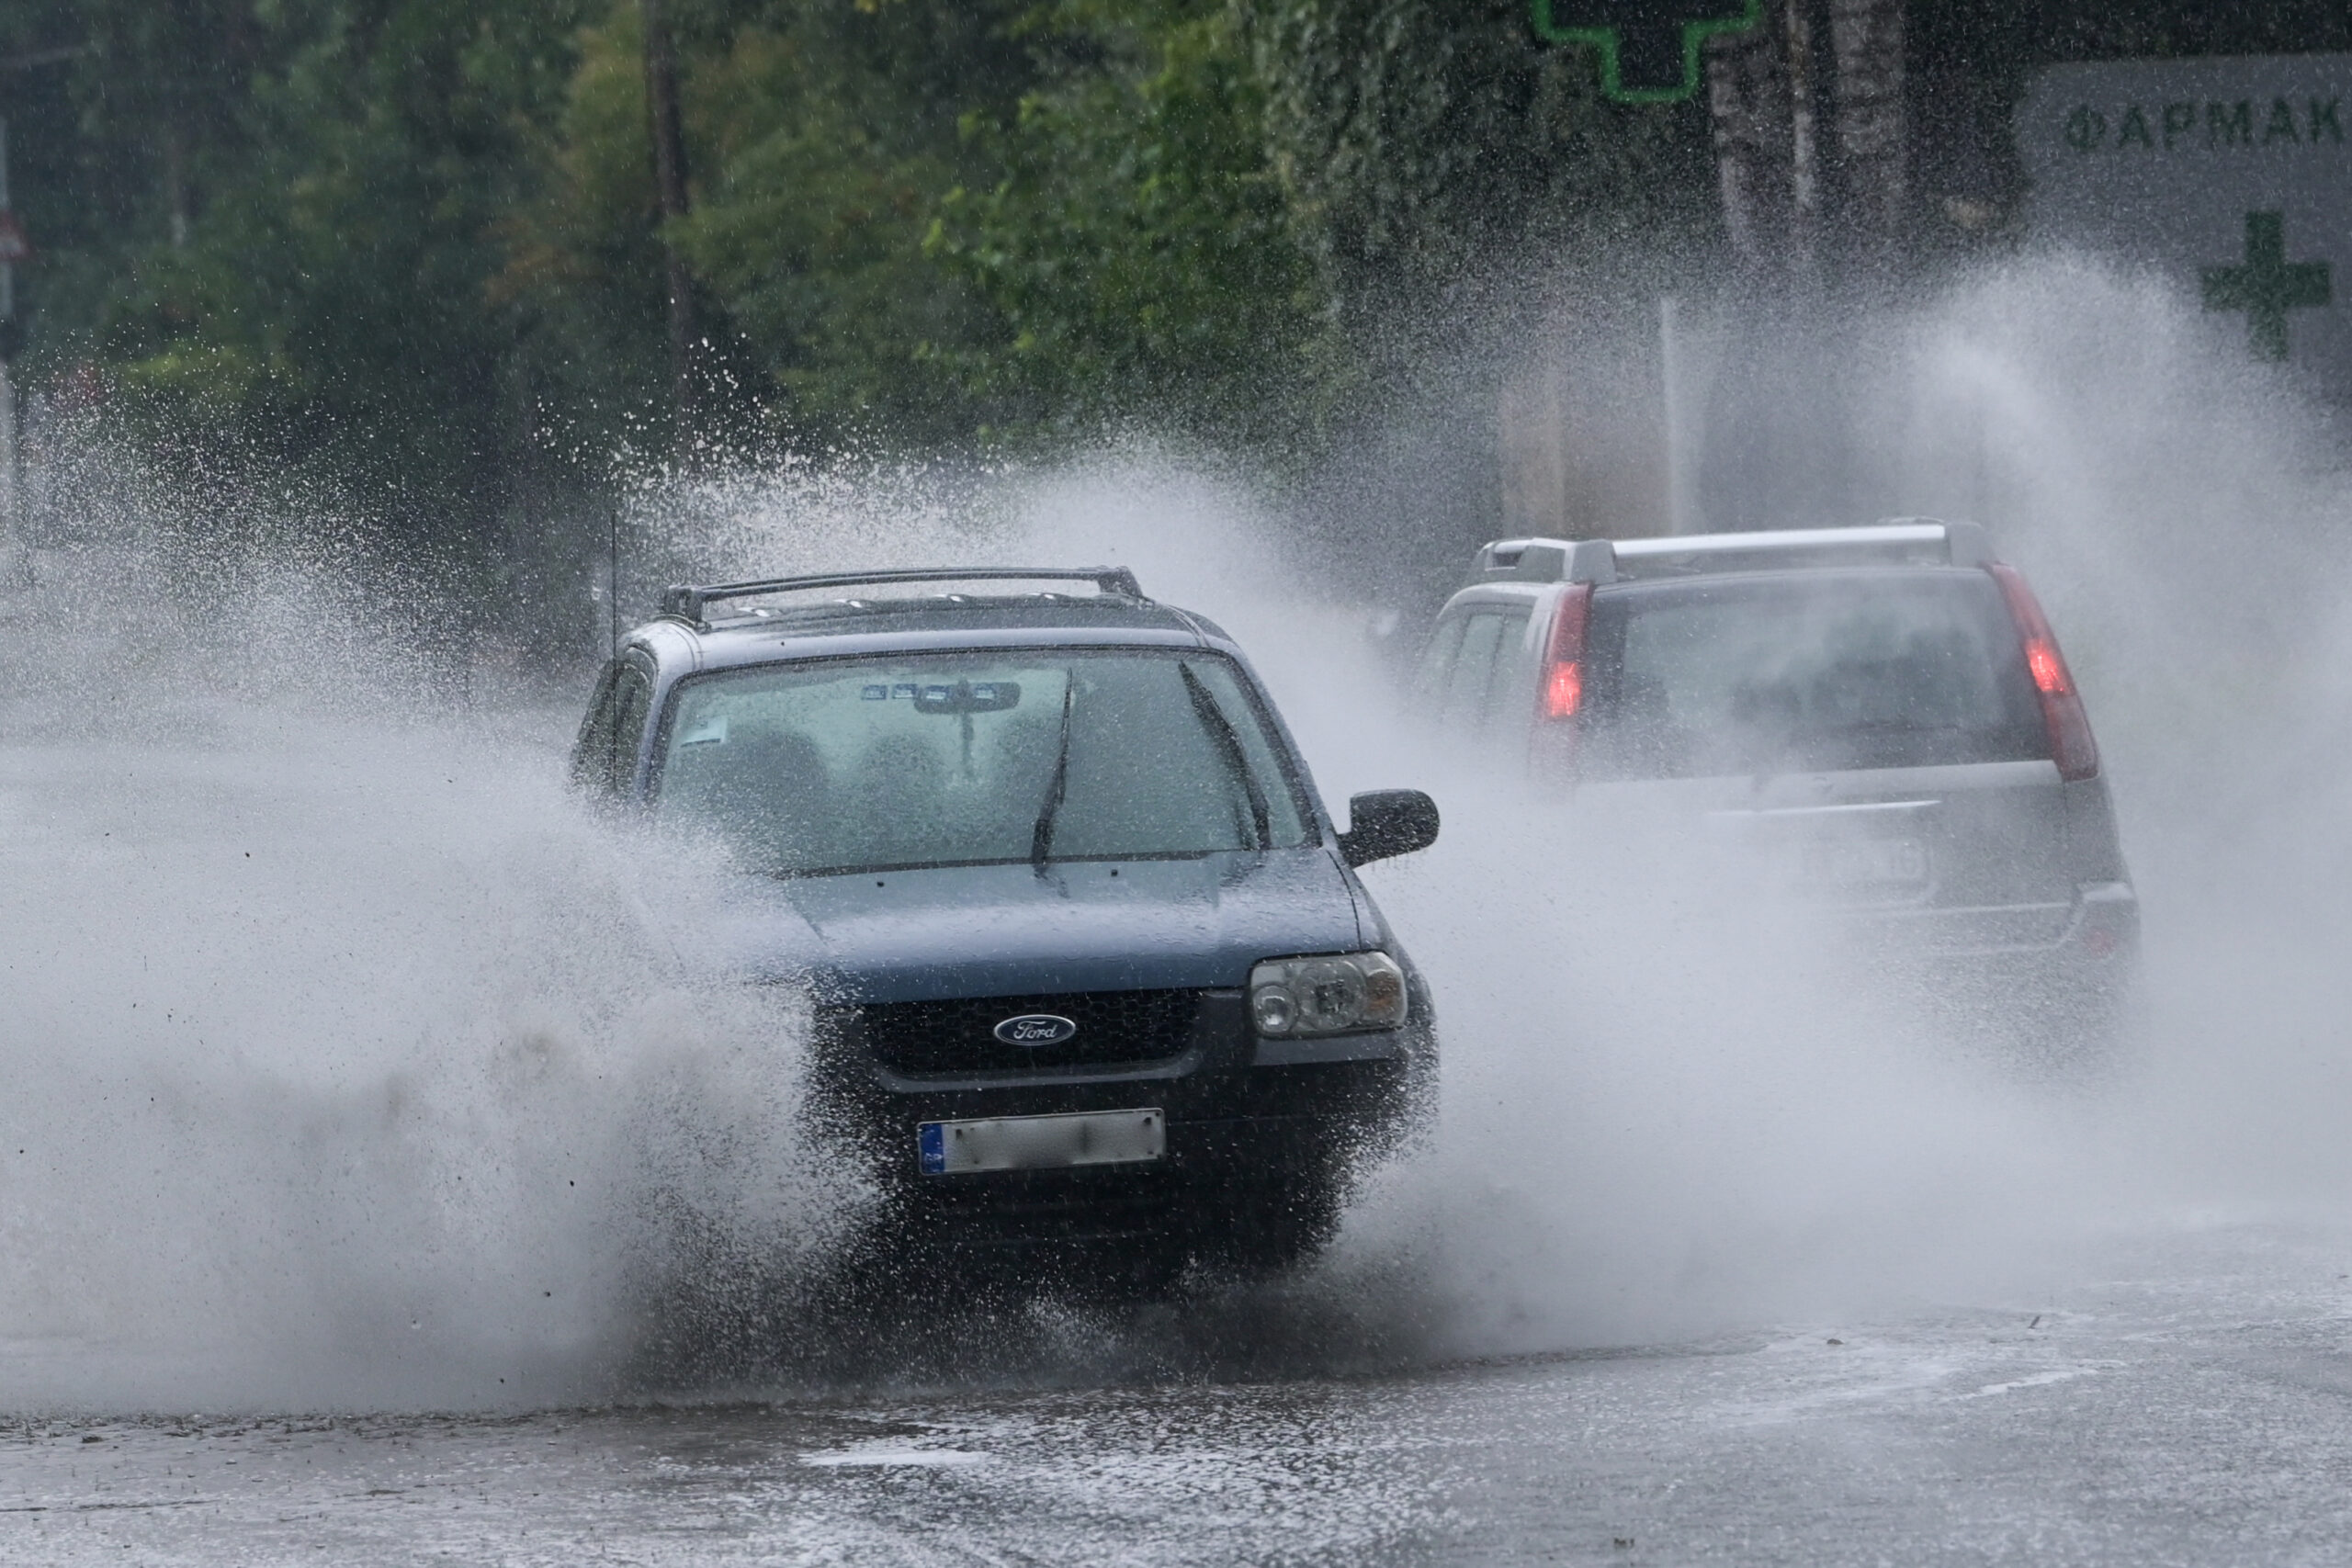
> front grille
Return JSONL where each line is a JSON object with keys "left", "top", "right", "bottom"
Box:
{"left": 850, "top": 989, "right": 1203, "bottom": 1077}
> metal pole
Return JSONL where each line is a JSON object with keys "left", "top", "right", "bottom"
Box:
{"left": 0, "top": 117, "right": 14, "bottom": 317}
{"left": 641, "top": 0, "right": 696, "bottom": 456}
{"left": 0, "top": 117, "right": 18, "bottom": 561}
{"left": 1660, "top": 295, "right": 1692, "bottom": 535}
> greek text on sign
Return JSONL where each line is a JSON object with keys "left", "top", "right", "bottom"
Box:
{"left": 2018, "top": 54, "right": 2352, "bottom": 383}
{"left": 2062, "top": 97, "right": 2344, "bottom": 155}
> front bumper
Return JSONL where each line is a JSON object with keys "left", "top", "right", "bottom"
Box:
{"left": 808, "top": 988, "right": 1433, "bottom": 1255}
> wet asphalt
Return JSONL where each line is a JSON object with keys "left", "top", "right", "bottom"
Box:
{"left": 5, "top": 1218, "right": 2348, "bottom": 1567}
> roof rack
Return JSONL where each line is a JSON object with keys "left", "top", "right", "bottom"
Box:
{"left": 660, "top": 566, "right": 1147, "bottom": 626}
{"left": 1471, "top": 519, "right": 1992, "bottom": 586}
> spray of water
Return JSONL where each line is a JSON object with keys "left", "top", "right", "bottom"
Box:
{"left": 2, "top": 255, "right": 2348, "bottom": 1410}
{"left": 0, "top": 538, "right": 871, "bottom": 1410}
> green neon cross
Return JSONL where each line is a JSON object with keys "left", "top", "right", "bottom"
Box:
{"left": 1532, "top": 0, "right": 1762, "bottom": 104}
{"left": 2201, "top": 211, "right": 2332, "bottom": 362}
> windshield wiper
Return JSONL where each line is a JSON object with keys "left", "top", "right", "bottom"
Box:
{"left": 1181, "top": 662, "right": 1270, "bottom": 850}
{"left": 1031, "top": 674, "right": 1075, "bottom": 873}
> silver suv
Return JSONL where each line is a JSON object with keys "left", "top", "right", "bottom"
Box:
{"left": 1415, "top": 522, "right": 2136, "bottom": 1043}
{"left": 572, "top": 567, "right": 1441, "bottom": 1287}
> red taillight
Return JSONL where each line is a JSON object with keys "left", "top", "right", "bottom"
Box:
{"left": 1538, "top": 583, "right": 1592, "bottom": 724}
{"left": 1530, "top": 583, "right": 1592, "bottom": 785}
{"left": 1544, "top": 660, "right": 1583, "bottom": 719}
{"left": 2024, "top": 638, "right": 2068, "bottom": 696}
{"left": 1986, "top": 563, "right": 2099, "bottom": 782}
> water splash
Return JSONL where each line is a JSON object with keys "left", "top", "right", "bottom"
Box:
{"left": 4, "top": 256, "right": 2351, "bottom": 1410}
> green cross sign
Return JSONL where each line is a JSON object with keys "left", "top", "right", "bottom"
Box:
{"left": 2201, "top": 211, "right": 2332, "bottom": 361}
{"left": 1532, "top": 1, "right": 1762, "bottom": 104}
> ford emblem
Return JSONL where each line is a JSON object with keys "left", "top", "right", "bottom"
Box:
{"left": 993, "top": 1013, "right": 1079, "bottom": 1046}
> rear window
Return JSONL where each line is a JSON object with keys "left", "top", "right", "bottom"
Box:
{"left": 1579, "top": 571, "right": 2049, "bottom": 779}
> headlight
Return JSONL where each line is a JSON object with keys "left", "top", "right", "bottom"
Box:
{"left": 1248, "top": 951, "right": 1408, "bottom": 1037}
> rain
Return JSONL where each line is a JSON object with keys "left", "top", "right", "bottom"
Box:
{"left": 3, "top": 3, "right": 2352, "bottom": 1563}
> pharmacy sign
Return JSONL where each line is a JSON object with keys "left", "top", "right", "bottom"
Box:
{"left": 1532, "top": 1, "right": 1759, "bottom": 104}
{"left": 2018, "top": 54, "right": 2352, "bottom": 383}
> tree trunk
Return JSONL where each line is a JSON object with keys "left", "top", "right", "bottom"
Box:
{"left": 164, "top": 120, "right": 189, "bottom": 249}
{"left": 1697, "top": 0, "right": 1908, "bottom": 531}
{"left": 1705, "top": 0, "right": 1907, "bottom": 287}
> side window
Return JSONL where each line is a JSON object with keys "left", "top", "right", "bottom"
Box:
{"left": 569, "top": 661, "right": 625, "bottom": 791}
{"left": 612, "top": 668, "right": 653, "bottom": 788}
{"left": 1414, "top": 613, "right": 1470, "bottom": 705}
{"left": 1426, "top": 607, "right": 1534, "bottom": 736}
{"left": 569, "top": 660, "right": 654, "bottom": 796}
{"left": 1487, "top": 607, "right": 1541, "bottom": 730}
{"left": 1440, "top": 612, "right": 1507, "bottom": 728}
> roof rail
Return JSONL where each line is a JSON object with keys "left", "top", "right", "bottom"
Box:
{"left": 660, "top": 566, "right": 1147, "bottom": 626}
{"left": 1473, "top": 537, "right": 1621, "bottom": 585}
{"left": 1470, "top": 520, "right": 1992, "bottom": 586}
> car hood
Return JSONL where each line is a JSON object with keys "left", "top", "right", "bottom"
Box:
{"left": 688, "top": 847, "right": 1368, "bottom": 1003}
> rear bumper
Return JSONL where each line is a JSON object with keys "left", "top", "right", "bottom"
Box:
{"left": 1863, "top": 878, "right": 2139, "bottom": 964}
{"left": 1864, "top": 882, "right": 2139, "bottom": 1048}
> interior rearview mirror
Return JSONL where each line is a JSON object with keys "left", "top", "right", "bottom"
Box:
{"left": 911, "top": 679, "right": 1022, "bottom": 715}
{"left": 1339, "top": 789, "right": 1440, "bottom": 868}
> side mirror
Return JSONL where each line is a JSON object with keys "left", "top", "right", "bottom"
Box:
{"left": 1339, "top": 789, "right": 1440, "bottom": 867}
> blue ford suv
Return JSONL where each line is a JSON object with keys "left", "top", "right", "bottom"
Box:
{"left": 571, "top": 567, "right": 1440, "bottom": 1282}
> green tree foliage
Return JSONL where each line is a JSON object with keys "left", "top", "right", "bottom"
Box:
{"left": 495, "top": 0, "right": 1039, "bottom": 453}
{"left": 9, "top": 0, "right": 2306, "bottom": 554}
{"left": 3, "top": 0, "right": 1704, "bottom": 543}
{"left": 512, "top": 0, "right": 1318, "bottom": 454}
{"left": 924, "top": 0, "right": 1323, "bottom": 453}
{"left": 1250, "top": 0, "right": 1713, "bottom": 358}
{"left": 671, "top": 0, "right": 1034, "bottom": 446}
{"left": 30, "top": 0, "right": 603, "bottom": 538}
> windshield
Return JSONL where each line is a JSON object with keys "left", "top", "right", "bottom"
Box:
{"left": 1580, "top": 572, "right": 2050, "bottom": 779}
{"left": 650, "top": 649, "right": 1313, "bottom": 875}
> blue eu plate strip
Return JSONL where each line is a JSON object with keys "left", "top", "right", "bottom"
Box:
{"left": 917, "top": 1122, "right": 946, "bottom": 1176}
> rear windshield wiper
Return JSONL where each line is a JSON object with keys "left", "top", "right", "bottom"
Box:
{"left": 1181, "top": 662, "right": 1271, "bottom": 850}
{"left": 1031, "top": 675, "right": 1076, "bottom": 873}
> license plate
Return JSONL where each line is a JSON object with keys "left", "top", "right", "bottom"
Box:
{"left": 1799, "top": 837, "right": 1927, "bottom": 886}
{"left": 917, "top": 1108, "right": 1165, "bottom": 1176}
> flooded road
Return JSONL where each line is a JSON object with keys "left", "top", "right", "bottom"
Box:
{"left": 6, "top": 1218, "right": 2349, "bottom": 1565}
{"left": 8, "top": 400, "right": 2352, "bottom": 1566}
